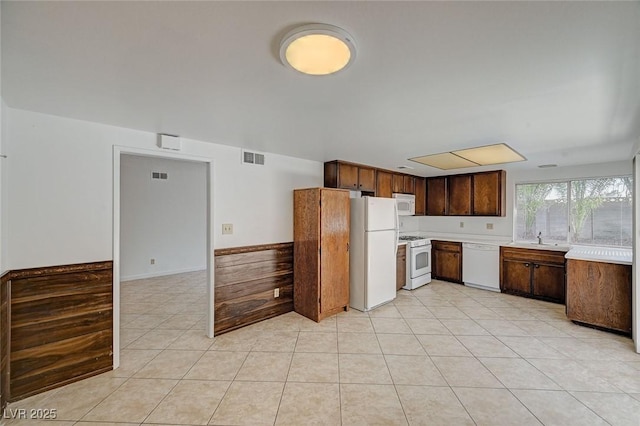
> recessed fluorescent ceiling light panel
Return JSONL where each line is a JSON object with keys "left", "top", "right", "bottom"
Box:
{"left": 410, "top": 143, "right": 526, "bottom": 170}
{"left": 410, "top": 153, "right": 478, "bottom": 170}
{"left": 279, "top": 24, "right": 356, "bottom": 76}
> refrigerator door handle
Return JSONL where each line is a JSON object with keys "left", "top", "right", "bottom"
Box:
{"left": 394, "top": 201, "right": 399, "bottom": 256}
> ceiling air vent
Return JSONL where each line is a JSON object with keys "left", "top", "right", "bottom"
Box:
{"left": 242, "top": 149, "right": 265, "bottom": 166}
{"left": 151, "top": 172, "right": 168, "bottom": 180}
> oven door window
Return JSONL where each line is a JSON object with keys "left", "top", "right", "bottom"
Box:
{"left": 415, "top": 251, "right": 429, "bottom": 269}
{"left": 411, "top": 248, "right": 430, "bottom": 277}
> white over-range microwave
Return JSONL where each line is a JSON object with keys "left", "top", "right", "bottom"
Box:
{"left": 392, "top": 193, "right": 415, "bottom": 216}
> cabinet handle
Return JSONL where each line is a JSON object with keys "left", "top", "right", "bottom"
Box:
{"left": 524, "top": 263, "right": 530, "bottom": 267}
{"left": 534, "top": 264, "right": 540, "bottom": 268}
{"left": 347, "top": 243, "right": 350, "bottom": 252}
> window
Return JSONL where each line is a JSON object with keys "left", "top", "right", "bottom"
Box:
{"left": 515, "top": 176, "right": 632, "bottom": 247}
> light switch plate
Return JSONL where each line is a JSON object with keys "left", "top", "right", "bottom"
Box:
{"left": 222, "top": 223, "right": 233, "bottom": 234}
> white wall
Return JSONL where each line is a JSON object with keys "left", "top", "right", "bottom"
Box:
{"left": 120, "top": 155, "right": 207, "bottom": 281}
{"left": 415, "top": 161, "right": 633, "bottom": 238}
{"left": 634, "top": 154, "right": 639, "bottom": 353}
{"left": 0, "top": 3, "right": 7, "bottom": 275}
{"left": 6, "top": 108, "right": 323, "bottom": 270}
{"left": 0, "top": 101, "right": 7, "bottom": 274}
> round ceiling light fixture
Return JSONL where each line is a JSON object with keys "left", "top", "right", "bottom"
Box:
{"left": 279, "top": 24, "right": 356, "bottom": 76}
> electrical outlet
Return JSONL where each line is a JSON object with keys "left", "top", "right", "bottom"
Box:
{"left": 486, "top": 223, "right": 494, "bottom": 230}
{"left": 274, "top": 288, "right": 280, "bottom": 298}
{"left": 222, "top": 223, "right": 233, "bottom": 235}
{"left": 150, "top": 258, "right": 155, "bottom": 265}
{"left": 459, "top": 222, "right": 464, "bottom": 228}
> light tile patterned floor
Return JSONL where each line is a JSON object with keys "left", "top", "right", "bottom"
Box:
{"left": 5, "top": 271, "right": 640, "bottom": 425}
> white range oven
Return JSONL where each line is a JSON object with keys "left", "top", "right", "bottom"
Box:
{"left": 398, "top": 236, "right": 432, "bottom": 290}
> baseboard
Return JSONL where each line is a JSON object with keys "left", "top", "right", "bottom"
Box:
{"left": 121, "top": 266, "right": 206, "bottom": 282}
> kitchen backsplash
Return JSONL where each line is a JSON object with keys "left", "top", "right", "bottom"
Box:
{"left": 415, "top": 215, "right": 511, "bottom": 237}
{"left": 399, "top": 216, "right": 421, "bottom": 232}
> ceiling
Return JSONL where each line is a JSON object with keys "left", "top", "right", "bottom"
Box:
{"left": 3, "top": 1, "right": 640, "bottom": 176}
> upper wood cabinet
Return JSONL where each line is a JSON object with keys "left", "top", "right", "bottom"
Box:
{"left": 403, "top": 176, "right": 415, "bottom": 194}
{"left": 392, "top": 174, "right": 415, "bottom": 194}
{"left": 426, "top": 170, "right": 505, "bottom": 217}
{"left": 358, "top": 167, "right": 376, "bottom": 192}
{"left": 392, "top": 174, "right": 404, "bottom": 193}
{"left": 324, "top": 161, "right": 418, "bottom": 198}
{"left": 414, "top": 178, "right": 426, "bottom": 216}
{"left": 426, "top": 177, "right": 447, "bottom": 215}
{"left": 376, "top": 171, "right": 393, "bottom": 198}
{"left": 324, "top": 161, "right": 375, "bottom": 192}
{"left": 447, "top": 174, "right": 472, "bottom": 216}
{"left": 473, "top": 170, "right": 506, "bottom": 216}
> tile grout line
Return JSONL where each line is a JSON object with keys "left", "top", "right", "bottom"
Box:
{"left": 272, "top": 331, "right": 300, "bottom": 426}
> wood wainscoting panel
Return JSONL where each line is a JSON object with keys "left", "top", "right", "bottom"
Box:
{"left": 8, "top": 261, "right": 113, "bottom": 401}
{"left": 215, "top": 243, "right": 293, "bottom": 334}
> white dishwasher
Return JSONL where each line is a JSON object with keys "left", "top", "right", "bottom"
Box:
{"left": 462, "top": 243, "right": 500, "bottom": 292}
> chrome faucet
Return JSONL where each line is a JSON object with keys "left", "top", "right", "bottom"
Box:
{"left": 537, "top": 232, "right": 543, "bottom": 245}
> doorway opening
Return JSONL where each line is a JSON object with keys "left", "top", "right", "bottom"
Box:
{"left": 112, "top": 146, "right": 215, "bottom": 369}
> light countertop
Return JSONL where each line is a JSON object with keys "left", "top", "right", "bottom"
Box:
{"left": 565, "top": 245, "right": 632, "bottom": 265}
{"left": 400, "top": 232, "right": 511, "bottom": 246}
{"left": 504, "top": 242, "right": 571, "bottom": 252}
{"left": 398, "top": 233, "right": 632, "bottom": 263}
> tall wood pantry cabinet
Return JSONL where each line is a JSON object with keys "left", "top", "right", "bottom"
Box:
{"left": 293, "top": 188, "right": 350, "bottom": 322}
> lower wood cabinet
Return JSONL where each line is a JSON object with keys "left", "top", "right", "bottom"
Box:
{"left": 396, "top": 245, "right": 406, "bottom": 291}
{"left": 500, "top": 247, "right": 566, "bottom": 304}
{"left": 566, "top": 259, "right": 631, "bottom": 334}
{"left": 432, "top": 241, "right": 462, "bottom": 283}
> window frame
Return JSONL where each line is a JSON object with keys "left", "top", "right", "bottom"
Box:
{"left": 514, "top": 174, "right": 632, "bottom": 248}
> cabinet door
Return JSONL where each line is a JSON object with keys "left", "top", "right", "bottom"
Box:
{"left": 532, "top": 263, "right": 565, "bottom": 303}
{"left": 434, "top": 249, "right": 461, "bottom": 282}
{"left": 337, "top": 163, "right": 359, "bottom": 190}
{"left": 392, "top": 174, "right": 404, "bottom": 193}
{"left": 473, "top": 171, "right": 505, "bottom": 216}
{"left": 426, "top": 177, "right": 447, "bottom": 215}
{"left": 414, "top": 178, "right": 426, "bottom": 216}
{"left": 566, "top": 260, "right": 631, "bottom": 333}
{"left": 502, "top": 259, "right": 531, "bottom": 294}
{"left": 447, "top": 175, "right": 472, "bottom": 216}
{"left": 403, "top": 176, "right": 415, "bottom": 194}
{"left": 376, "top": 171, "right": 393, "bottom": 198}
{"left": 396, "top": 245, "right": 406, "bottom": 291}
{"left": 320, "top": 190, "right": 350, "bottom": 314}
{"left": 358, "top": 167, "right": 376, "bottom": 192}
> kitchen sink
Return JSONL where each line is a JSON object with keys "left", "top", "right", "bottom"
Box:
{"left": 506, "top": 242, "right": 570, "bottom": 251}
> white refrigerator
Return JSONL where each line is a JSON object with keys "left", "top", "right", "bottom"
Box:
{"left": 349, "top": 196, "right": 399, "bottom": 311}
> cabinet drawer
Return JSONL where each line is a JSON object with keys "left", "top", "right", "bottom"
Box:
{"left": 432, "top": 241, "right": 461, "bottom": 253}
{"left": 500, "top": 247, "right": 565, "bottom": 265}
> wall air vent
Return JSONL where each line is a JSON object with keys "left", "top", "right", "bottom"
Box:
{"left": 242, "top": 149, "right": 265, "bottom": 166}
{"left": 157, "top": 134, "right": 182, "bottom": 151}
{"left": 151, "top": 172, "right": 168, "bottom": 180}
